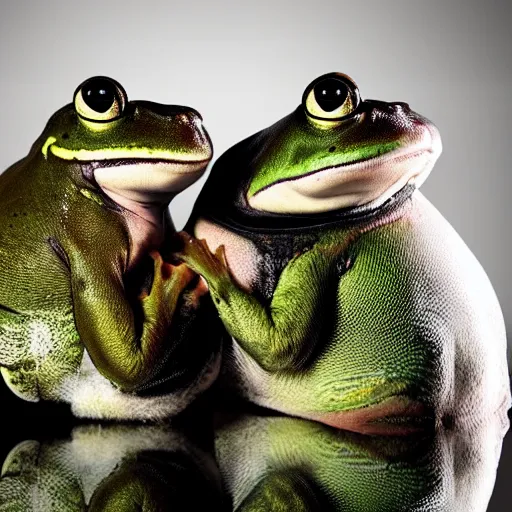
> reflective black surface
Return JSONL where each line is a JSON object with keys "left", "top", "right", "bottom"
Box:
{"left": 0, "top": 384, "right": 509, "bottom": 511}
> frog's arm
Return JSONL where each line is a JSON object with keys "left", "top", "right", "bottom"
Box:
{"left": 238, "top": 471, "right": 322, "bottom": 512}
{"left": 176, "top": 233, "right": 344, "bottom": 372}
{"left": 88, "top": 456, "right": 172, "bottom": 511}
{"left": 68, "top": 241, "right": 201, "bottom": 392}
{"left": 88, "top": 452, "right": 225, "bottom": 511}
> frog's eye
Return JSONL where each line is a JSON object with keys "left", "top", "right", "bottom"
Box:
{"left": 74, "top": 76, "right": 127, "bottom": 123}
{"left": 302, "top": 73, "right": 360, "bottom": 123}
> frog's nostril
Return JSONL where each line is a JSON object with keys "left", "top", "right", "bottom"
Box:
{"left": 135, "top": 101, "right": 203, "bottom": 121}
{"left": 169, "top": 105, "right": 203, "bottom": 122}
{"left": 365, "top": 99, "right": 409, "bottom": 114}
{"left": 186, "top": 107, "right": 203, "bottom": 122}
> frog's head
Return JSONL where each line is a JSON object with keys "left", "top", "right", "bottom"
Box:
{"left": 36, "top": 76, "right": 212, "bottom": 205}
{"left": 209, "top": 72, "right": 441, "bottom": 215}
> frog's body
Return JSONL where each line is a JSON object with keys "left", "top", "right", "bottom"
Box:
{"left": 215, "top": 415, "right": 506, "bottom": 511}
{"left": 0, "top": 424, "right": 226, "bottom": 510}
{"left": 180, "top": 73, "right": 510, "bottom": 434}
{"left": 0, "top": 77, "right": 221, "bottom": 419}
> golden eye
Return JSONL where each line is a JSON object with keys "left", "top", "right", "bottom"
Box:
{"left": 73, "top": 76, "right": 127, "bottom": 123}
{"left": 303, "top": 73, "right": 360, "bottom": 122}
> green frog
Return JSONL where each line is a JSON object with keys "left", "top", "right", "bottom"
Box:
{"left": 0, "top": 424, "right": 226, "bottom": 510}
{"left": 178, "top": 72, "right": 510, "bottom": 434}
{"left": 0, "top": 76, "right": 222, "bottom": 419}
{"left": 215, "top": 414, "right": 506, "bottom": 511}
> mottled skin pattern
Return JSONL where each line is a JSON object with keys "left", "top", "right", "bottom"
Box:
{"left": 0, "top": 77, "right": 222, "bottom": 419}
{"left": 215, "top": 415, "right": 506, "bottom": 511}
{"left": 0, "top": 425, "right": 225, "bottom": 511}
{"left": 179, "top": 72, "right": 510, "bottom": 435}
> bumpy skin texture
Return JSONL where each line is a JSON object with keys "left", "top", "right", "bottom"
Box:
{"left": 180, "top": 73, "right": 511, "bottom": 435}
{"left": 215, "top": 415, "right": 506, "bottom": 511}
{"left": 0, "top": 78, "right": 221, "bottom": 419}
{"left": 0, "top": 425, "right": 225, "bottom": 511}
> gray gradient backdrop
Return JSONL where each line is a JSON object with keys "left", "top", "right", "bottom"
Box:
{"left": 0, "top": 0, "right": 511, "bottom": 508}
{"left": 3, "top": 0, "right": 511, "bottom": 354}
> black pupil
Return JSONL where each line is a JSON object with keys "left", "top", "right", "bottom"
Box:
{"left": 82, "top": 79, "right": 117, "bottom": 113}
{"left": 313, "top": 78, "right": 349, "bottom": 112}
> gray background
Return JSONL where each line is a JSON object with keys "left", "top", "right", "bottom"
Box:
{"left": 0, "top": 0, "right": 511, "bottom": 508}
{"left": 1, "top": 1, "right": 510, "bottom": 342}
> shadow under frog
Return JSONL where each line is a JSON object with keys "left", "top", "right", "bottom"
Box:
{"left": 0, "top": 76, "right": 222, "bottom": 420}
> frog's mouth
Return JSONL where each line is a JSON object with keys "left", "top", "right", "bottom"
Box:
{"left": 83, "top": 157, "right": 210, "bottom": 169}
{"left": 248, "top": 127, "right": 441, "bottom": 215}
{"left": 90, "top": 159, "right": 210, "bottom": 200}
{"left": 42, "top": 137, "right": 211, "bottom": 167}
{"left": 42, "top": 138, "right": 212, "bottom": 197}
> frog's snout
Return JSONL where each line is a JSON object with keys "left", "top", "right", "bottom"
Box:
{"left": 364, "top": 99, "right": 412, "bottom": 118}
{"left": 133, "top": 101, "right": 203, "bottom": 122}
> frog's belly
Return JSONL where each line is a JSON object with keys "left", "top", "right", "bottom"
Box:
{"left": 227, "top": 333, "right": 510, "bottom": 437}
{"left": 0, "top": 309, "right": 222, "bottom": 419}
{"left": 0, "top": 309, "right": 83, "bottom": 402}
{"left": 66, "top": 349, "right": 221, "bottom": 420}
{"left": 225, "top": 341, "right": 433, "bottom": 434}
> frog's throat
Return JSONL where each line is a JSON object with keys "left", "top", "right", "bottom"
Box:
{"left": 200, "top": 183, "right": 416, "bottom": 235}
{"left": 41, "top": 136, "right": 209, "bottom": 165}
{"left": 247, "top": 140, "right": 439, "bottom": 215}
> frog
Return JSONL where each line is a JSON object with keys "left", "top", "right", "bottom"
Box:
{"left": 0, "top": 424, "right": 226, "bottom": 511}
{"left": 215, "top": 414, "right": 507, "bottom": 511}
{"left": 177, "top": 72, "right": 511, "bottom": 435}
{"left": 0, "top": 76, "right": 222, "bottom": 420}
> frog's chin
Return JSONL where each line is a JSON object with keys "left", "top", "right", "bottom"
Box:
{"left": 93, "top": 159, "right": 209, "bottom": 204}
{"left": 248, "top": 128, "right": 442, "bottom": 215}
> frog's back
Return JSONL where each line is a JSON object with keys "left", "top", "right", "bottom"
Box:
{"left": 0, "top": 156, "right": 126, "bottom": 403}
{"left": 0, "top": 157, "right": 75, "bottom": 310}
{"left": 226, "top": 192, "right": 510, "bottom": 434}
{"left": 0, "top": 158, "right": 81, "bottom": 401}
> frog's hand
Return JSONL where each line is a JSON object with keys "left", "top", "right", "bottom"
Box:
{"left": 238, "top": 471, "right": 322, "bottom": 512}
{"left": 69, "top": 245, "right": 195, "bottom": 392}
{"left": 180, "top": 272, "right": 209, "bottom": 311}
{"left": 175, "top": 232, "right": 346, "bottom": 372}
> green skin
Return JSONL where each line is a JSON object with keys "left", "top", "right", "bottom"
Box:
{"left": 215, "top": 415, "right": 506, "bottom": 511}
{"left": 0, "top": 425, "right": 226, "bottom": 511}
{"left": 0, "top": 78, "right": 218, "bottom": 418}
{"left": 179, "top": 73, "right": 510, "bottom": 435}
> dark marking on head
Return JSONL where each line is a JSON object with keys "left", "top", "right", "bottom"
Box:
{"left": 62, "top": 133, "right": 69, "bottom": 140}
{"left": 329, "top": 146, "right": 336, "bottom": 152}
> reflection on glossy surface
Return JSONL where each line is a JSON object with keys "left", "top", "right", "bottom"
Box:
{"left": 215, "top": 414, "right": 508, "bottom": 511}
{"left": 0, "top": 406, "right": 507, "bottom": 511}
{"left": 0, "top": 423, "right": 225, "bottom": 511}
